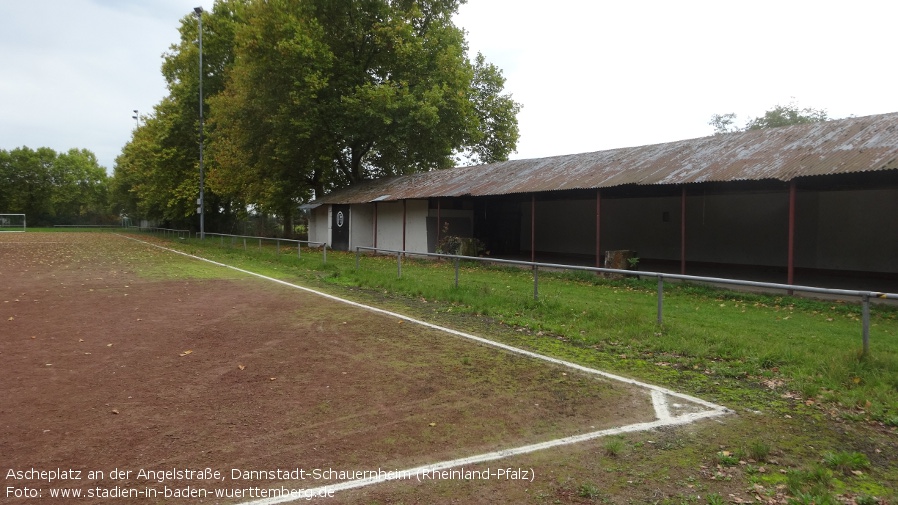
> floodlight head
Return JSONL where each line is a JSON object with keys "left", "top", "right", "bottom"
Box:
{"left": 194, "top": 6, "right": 203, "bottom": 15}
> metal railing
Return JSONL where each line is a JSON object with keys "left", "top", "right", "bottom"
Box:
{"left": 123, "top": 228, "right": 327, "bottom": 261}
{"left": 53, "top": 225, "right": 121, "bottom": 228}
{"left": 129, "top": 226, "right": 191, "bottom": 239}
{"left": 356, "top": 246, "right": 898, "bottom": 356}
{"left": 202, "top": 232, "right": 327, "bottom": 263}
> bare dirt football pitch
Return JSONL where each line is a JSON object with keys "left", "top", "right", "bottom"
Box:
{"left": 1, "top": 232, "right": 724, "bottom": 504}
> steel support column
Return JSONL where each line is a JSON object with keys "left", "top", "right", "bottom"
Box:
{"left": 595, "top": 189, "right": 602, "bottom": 268}
{"left": 787, "top": 181, "right": 796, "bottom": 285}
{"left": 531, "top": 194, "right": 536, "bottom": 263}
{"left": 680, "top": 185, "right": 687, "bottom": 275}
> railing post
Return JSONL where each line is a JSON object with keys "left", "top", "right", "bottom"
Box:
{"left": 657, "top": 275, "right": 664, "bottom": 325}
{"left": 397, "top": 251, "right": 402, "bottom": 278}
{"left": 258, "top": 238, "right": 262, "bottom": 251}
{"left": 298, "top": 242, "right": 301, "bottom": 258}
{"left": 533, "top": 264, "right": 539, "bottom": 300}
{"left": 454, "top": 257, "right": 459, "bottom": 288}
{"left": 243, "top": 238, "right": 246, "bottom": 251}
{"left": 276, "top": 239, "right": 280, "bottom": 255}
{"left": 862, "top": 294, "right": 870, "bottom": 357}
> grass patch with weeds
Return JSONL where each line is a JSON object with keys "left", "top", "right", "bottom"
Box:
{"left": 604, "top": 436, "right": 626, "bottom": 458}
{"left": 823, "top": 450, "right": 870, "bottom": 475}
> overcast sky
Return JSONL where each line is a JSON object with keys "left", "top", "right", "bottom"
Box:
{"left": 3, "top": 1, "right": 898, "bottom": 172}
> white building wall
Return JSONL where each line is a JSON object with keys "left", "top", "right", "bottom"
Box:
{"left": 350, "top": 203, "right": 374, "bottom": 250}
{"left": 404, "top": 200, "right": 429, "bottom": 253}
{"left": 375, "top": 201, "right": 404, "bottom": 251}
{"left": 308, "top": 206, "right": 330, "bottom": 246}
{"left": 372, "top": 199, "right": 429, "bottom": 253}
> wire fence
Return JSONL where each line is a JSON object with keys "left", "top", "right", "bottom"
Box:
{"left": 53, "top": 225, "right": 121, "bottom": 229}
{"left": 356, "top": 246, "right": 898, "bottom": 356}
{"left": 200, "top": 232, "right": 327, "bottom": 262}
{"left": 128, "top": 226, "right": 191, "bottom": 239}
{"left": 124, "top": 227, "right": 328, "bottom": 261}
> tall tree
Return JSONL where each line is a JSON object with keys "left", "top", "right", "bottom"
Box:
{"left": 52, "top": 148, "right": 108, "bottom": 221}
{"left": 111, "top": 0, "right": 244, "bottom": 229}
{"left": 0, "top": 149, "right": 13, "bottom": 212}
{"left": 207, "top": 0, "right": 520, "bottom": 230}
{"left": 463, "top": 53, "right": 523, "bottom": 165}
{"left": 112, "top": 102, "right": 196, "bottom": 223}
{"left": 0, "top": 146, "right": 109, "bottom": 225}
{"left": 3, "top": 147, "right": 56, "bottom": 223}
{"left": 205, "top": 0, "right": 328, "bottom": 228}
{"left": 744, "top": 102, "right": 828, "bottom": 130}
{"left": 111, "top": 0, "right": 520, "bottom": 235}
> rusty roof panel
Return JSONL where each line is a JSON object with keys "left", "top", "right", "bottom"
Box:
{"left": 312, "top": 112, "right": 898, "bottom": 204}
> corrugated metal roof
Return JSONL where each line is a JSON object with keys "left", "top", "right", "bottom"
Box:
{"left": 312, "top": 112, "right": 898, "bottom": 204}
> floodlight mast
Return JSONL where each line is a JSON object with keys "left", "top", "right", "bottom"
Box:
{"left": 195, "top": 6, "right": 205, "bottom": 240}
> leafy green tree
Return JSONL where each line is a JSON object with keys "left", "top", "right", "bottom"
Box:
{"left": 53, "top": 149, "right": 109, "bottom": 221}
{"left": 111, "top": 1, "right": 244, "bottom": 230}
{"left": 0, "top": 149, "right": 12, "bottom": 212}
{"left": 744, "top": 102, "right": 828, "bottom": 130}
{"left": 709, "top": 101, "right": 828, "bottom": 134}
{"left": 112, "top": 103, "right": 190, "bottom": 223}
{"left": 708, "top": 112, "right": 740, "bottom": 134}
{"left": 463, "top": 53, "right": 523, "bottom": 165}
{"left": 111, "top": 0, "right": 519, "bottom": 236}
{"left": 0, "top": 146, "right": 110, "bottom": 225}
{"left": 3, "top": 147, "right": 56, "bottom": 223}
{"left": 207, "top": 0, "right": 521, "bottom": 232}
{"left": 205, "top": 0, "right": 327, "bottom": 229}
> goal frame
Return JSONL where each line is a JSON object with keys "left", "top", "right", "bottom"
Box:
{"left": 0, "top": 214, "right": 26, "bottom": 232}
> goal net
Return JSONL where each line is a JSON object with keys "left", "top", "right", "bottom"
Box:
{"left": 0, "top": 214, "right": 26, "bottom": 232}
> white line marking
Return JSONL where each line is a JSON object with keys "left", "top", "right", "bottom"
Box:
{"left": 239, "top": 410, "right": 723, "bottom": 505}
{"left": 120, "top": 235, "right": 731, "bottom": 503}
{"left": 651, "top": 390, "right": 672, "bottom": 421}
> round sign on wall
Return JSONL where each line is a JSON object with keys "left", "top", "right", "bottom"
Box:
{"left": 336, "top": 211, "right": 345, "bottom": 228}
